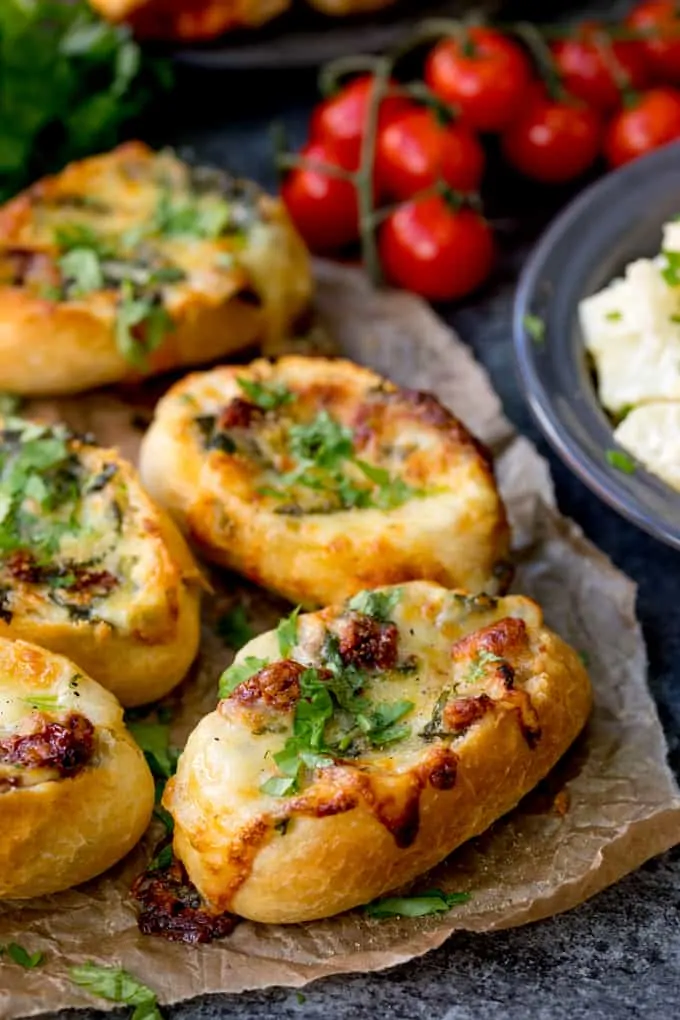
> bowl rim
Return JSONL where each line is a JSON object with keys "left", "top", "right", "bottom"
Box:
{"left": 513, "top": 142, "right": 680, "bottom": 551}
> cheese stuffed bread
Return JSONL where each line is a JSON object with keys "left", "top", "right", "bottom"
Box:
{"left": 0, "top": 638, "right": 154, "bottom": 899}
{"left": 0, "top": 416, "right": 202, "bottom": 706}
{"left": 165, "top": 580, "right": 592, "bottom": 923}
{"left": 0, "top": 142, "right": 310, "bottom": 395}
{"left": 139, "top": 356, "right": 512, "bottom": 607}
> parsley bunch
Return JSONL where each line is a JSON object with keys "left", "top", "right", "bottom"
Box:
{"left": 0, "top": 1, "right": 171, "bottom": 202}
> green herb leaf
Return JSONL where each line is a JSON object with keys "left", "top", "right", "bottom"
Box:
{"left": 606, "top": 449, "right": 636, "bottom": 475}
{"left": 54, "top": 223, "right": 110, "bottom": 256}
{"left": 153, "top": 191, "right": 231, "bottom": 240}
{"left": 277, "top": 605, "right": 301, "bottom": 657}
{"left": 261, "top": 775, "right": 297, "bottom": 797}
{"left": 69, "top": 962, "right": 162, "bottom": 1019}
{"left": 127, "top": 721, "right": 176, "bottom": 780}
{"left": 523, "top": 313, "right": 546, "bottom": 343}
{"left": 464, "top": 649, "right": 503, "bottom": 685}
{"left": 5, "top": 943, "right": 44, "bottom": 968}
{"left": 365, "top": 889, "right": 471, "bottom": 918}
{"left": 23, "top": 695, "right": 62, "bottom": 712}
{"left": 0, "top": 393, "right": 23, "bottom": 416}
{"left": 289, "top": 411, "right": 354, "bottom": 468}
{"left": 115, "top": 281, "right": 172, "bottom": 368}
{"left": 219, "top": 656, "right": 268, "bottom": 698}
{"left": 237, "top": 376, "right": 294, "bottom": 411}
{"left": 59, "top": 248, "right": 103, "bottom": 296}
{"left": 296, "top": 992, "right": 307, "bottom": 1004}
{"left": 661, "top": 249, "right": 680, "bottom": 286}
{"left": 605, "top": 310, "right": 622, "bottom": 322}
{"left": 148, "top": 844, "right": 173, "bottom": 872}
{"left": 347, "top": 588, "right": 401, "bottom": 623}
{"left": 216, "top": 605, "right": 253, "bottom": 650}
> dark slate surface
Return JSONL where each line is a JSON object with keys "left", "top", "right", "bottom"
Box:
{"left": 46, "top": 2, "right": 680, "bottom": 1017}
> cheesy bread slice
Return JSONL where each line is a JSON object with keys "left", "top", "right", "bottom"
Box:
{"left": 0, "top": 416, "right": 202, "bottom": 706}
{"left": 0, "top": 638, "right": 154, "bottom": 898}
{"left": 139, "top": 356, "right": 512, "bottom": 606}
{"left": 165, "top": 581, "right": 592, "bottom": 923}
{"left": 0, "top": 142, "right": 310, "bottom": 395}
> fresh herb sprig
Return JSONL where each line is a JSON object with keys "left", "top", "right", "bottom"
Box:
{"left": 0, "top": 1, "right": 171, "bottom": 202}
{"left": 70, "top": 962, "right": 163, "bottom": 1020}
{"left": 1, "top": 942, "right": 44, "bottom": 968}
{"left": 364, "top": 889, "right": 471, "bottom": 918}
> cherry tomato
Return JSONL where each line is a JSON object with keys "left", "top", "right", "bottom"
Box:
{"left": 604, "top": 87, "right": 680, "bottom": 167}
{"left": 424, "top": 28, "right": 533, "bottom": 133}
{"left": 281, "top": 140, "right": 358, "bottom": 252}
{"left": 310, "top": 75, "right": 413, "bottom": 170}
{"left": 551, "top": 21, "right": 648, "bottom": 112}
{"left": 501, "top": 85, "right": 602, "bottom": 183}
{"left": 378, "top": 197, "right": 494, "bottom": 301}
{"left": 627, "top": 1, "right": 680, "bottom": 85}
{"left": 374, "top": 108, "right": 485, "bottom": 201}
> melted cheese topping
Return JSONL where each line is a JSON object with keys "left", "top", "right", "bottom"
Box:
{"left": 206, "top": 583, "right": 543, "bottom": 823}
{"left": 0, "top": 142, "right": 307, "bottom": 342}
{"left": 173, "top": 358, "right": 489, "bottom": 516}
{"left": 0, "top": 418, "right": 177, "bottom": 634}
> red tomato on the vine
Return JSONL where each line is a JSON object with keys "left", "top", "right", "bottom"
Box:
{"left": 281, "top": 140, "right": 358, "bottom": 252}
{"left": 378, "top": 198, "right": 494, "bottom": 301}
{"left": 627, "top": 2, "right": 680, "bottom": 85}
{"left": 375, "top": 108, "right": 485, "bottom": 200}
{"left": 604, "top": 87, "right": 680, "bottom": 167}
{"left": 551, "top": 21, "right": 648, "bottom": 112}
{"left": 310, "top": 75, "right": 413, "bottom": 170}
{"left": 424, "top": 28, "right": 533, "bottom": 133}
{"left": 502, "top": 85, "right": 602, "bottom": 183}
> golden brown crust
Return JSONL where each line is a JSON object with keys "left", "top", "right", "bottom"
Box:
{"left": 0, "top": 420, "right": 203, "bottom": 706}
{"left": 0, "top": 142, "right": 310, "bottom": 395}
{"left": 0, "top": 639, "right": 154, "bottom": 898}
{"left": 89, "top": 0, "right": 395, "bottom": 38}
{"left": 139, "top": 356, "right": 512, "bottom": 607}
{"left": 165, "top": 581, "right": 592, "bottom": 923}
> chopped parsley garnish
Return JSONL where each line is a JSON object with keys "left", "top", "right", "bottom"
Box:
{"left": 69, "top": 962, "right": 163, "bottom": 1020}
{"left": 127, "top": 720, "right": 178, "bottom": 780}
{"left": 0, "top": 420, "right": 83, "bottom": 558}
{"left": 218, "top": 656, "right": 269, "bottom": 698}
{"left": 261, "top": 634, "right": 415, "bottom": 797}
{"left": 661, "top": 249, "right": 680, "bottom": 286}
{"left": 364, "top": 889, "right": 471, "bottom": 919}
{"left": 347, "top": 588, "right": 401, "bottom": 623}
{"left": 2, "top": 943, "right": 44, "bottom": 968}
{"left": 605, "top": 310, "right": 622, "bottom": 322}
{"left": 59, "top": 247, "right": 104, "bottom": 296}
{"left": 216, "top": 605, "right": 253, "bottom": 650}
{"left": 277, "top": 605, "right": 301, "bottom": 657}
{"left": 606, "top": 449, "right": 636, "bottom": 475}
{"left": 55, "top": 223, "right": 111, "bottom": 256}
{"left": 464, "top": 649, "right": 503, "bottom": 685}
{"left": 523, "top": 313, "right": 546, "bottom": 343}
{"left": 115, "top": 280, "right": 173, "bottom": 368}
{"left": 0, "top": 394, "right": 24, "bottom": 417}
{"left": 264, "top": 410, "right": 424, "bottom": 513}
{"left": 148, "top": 844, "right": 173, "bottom": 872}
{"left": 154, "top": 190, "right": 231, "bottom": 240}
{"left": 23, "top": 694, "right": 63, "bottom": 712}
{"left": 237, "top": 376, "right": 294, "bottom": 411}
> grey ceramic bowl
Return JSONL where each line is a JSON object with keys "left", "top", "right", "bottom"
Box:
{"left": 514, "top": 141, "right": 680, "bottom": 550}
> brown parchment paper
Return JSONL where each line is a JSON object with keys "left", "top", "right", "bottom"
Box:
{"left": 2, "top": 260, "right": 680, "bottom": 1018}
